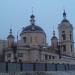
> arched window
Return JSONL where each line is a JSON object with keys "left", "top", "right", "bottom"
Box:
{"left": 62, "top": 31, "right": 66, "bottom": 40}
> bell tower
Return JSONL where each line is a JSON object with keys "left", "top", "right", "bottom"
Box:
{"left": 7, "top": 29, "right": 14, "bottom": 48}
{"left": 51, "top": 30, "right": 58, "bottom": 49}
{"left": 58, "top": 11, "right": 74, "bottom": 56}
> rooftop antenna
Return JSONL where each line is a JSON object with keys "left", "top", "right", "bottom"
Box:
{"left": 53, "top": 25, "right": 55, "bottom": 36}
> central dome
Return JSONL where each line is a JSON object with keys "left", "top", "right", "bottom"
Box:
{"left": 22, "top": 25, "right": 44, "bottom": 32}
{"left": 20, "top": 14, "right": 46, "bottom": 47}
{"left": 21, "top": 14, "right": 45, "bottom": 35}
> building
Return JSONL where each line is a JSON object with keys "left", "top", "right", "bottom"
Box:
{"left": 0, "top": 10, "right": 75, "bottom": 74}
{"left": 0, "top": 11, "right": 73, "bottom": 64}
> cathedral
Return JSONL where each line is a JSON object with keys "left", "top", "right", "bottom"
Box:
{"left": 0, "top": 11, "right": 75, "bottom": 64}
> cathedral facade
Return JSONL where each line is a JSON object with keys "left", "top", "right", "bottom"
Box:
{"left": 0, "top": 11, "right": 75, "bottom": 64}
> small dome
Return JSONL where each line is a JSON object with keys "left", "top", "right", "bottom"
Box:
{"left": 62, "top": 10, "right": 69, "bottom": 23}
{"left": 51, "top": 31, "right": 58, "bottom": 40}
{"left": 59, "top": 20, "right": 73, "bottom": 29}
{"left": 30, "top": 14, "right": 35, "bottom": 18}
{"left": 51, "top": 36, "right": 58, "bottom": 40}
{"left": 7, "top": 35, "right": 14, "bottom": 39}
{"left": 7, "top": 29, "right": 14, "bottom": 39}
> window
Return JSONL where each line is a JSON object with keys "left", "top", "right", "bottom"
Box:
{"left": 18, "top": 53, "right": 23, "bottom": 57}
{"left": 49, "top": 55, "right": 51, "bottom": 59}
{"left": 52, "top": 56, "right": 55, "bottom": 59}
{"left": 7, "top": 53, "right": 11, "bottom": 58}
{"left": 62, "top": 31, "right": 66, "bottom": 40}
{"left": 45, "top": 55, "right": 48, "bottom": 60}
{"left": 63, "top": 45, "right": 66, "bottom": 52}
{"left": 23, "top": 37, "right": 26, "bottom": 43}
{"left": 18, "top": 59, "right": 22, "bottom": 63}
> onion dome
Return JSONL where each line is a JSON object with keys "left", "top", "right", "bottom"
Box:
{"left": 62, "top": 10, "right": 69, "bottom": 22}
{"left": 7, "top": 29, "right": 14, "bottom": 39}
{"left": 20, "top": 14, "right": 45, "bottom": 35}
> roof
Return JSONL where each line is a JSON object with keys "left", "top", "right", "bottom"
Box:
{"left": 7, "top": 35, "right": 14, "bottom": 39}
{"left": 22, "top": 25, "right": 44, "bottom": 32}
{"left": 20, "top": 25, "right": 46, "bottom": 35}
{"left": 51, "top": 36, "right": 58, "bottom": 40}
{"left": 62, "top": 19, "right": 69, "bottom": 22}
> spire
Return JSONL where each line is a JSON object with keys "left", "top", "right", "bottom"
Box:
{"left": 63, "top": 10, "right": 66, "bottom": 19}
{"left": 10, "top": 28, "right": 12, "bottom": 35}
{"left": 53, "top": 25, "right": 55, "bottom": 36}
{"left": 30, "top": 7, "right": 35, "bottom": 25}
{"left": 32, "top": 7, "right": 33, "bottom": 15}
{"left": 53, "top": 30, "right": 55, "bottom": 36}
{"left": 30, "top": 14, "right": 35, "bottom": 25}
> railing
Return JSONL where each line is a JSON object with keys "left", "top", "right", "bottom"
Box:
{"left": 0, "top": 62, "right": 75, "bottom": 72}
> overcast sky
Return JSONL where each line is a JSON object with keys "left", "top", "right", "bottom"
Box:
{"left": 0, "top": 0, "right": 75, "bottom": 44}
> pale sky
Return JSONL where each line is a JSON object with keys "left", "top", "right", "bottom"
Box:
{"left": 0, "top": 0, "right": 75, "bottom": 45}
